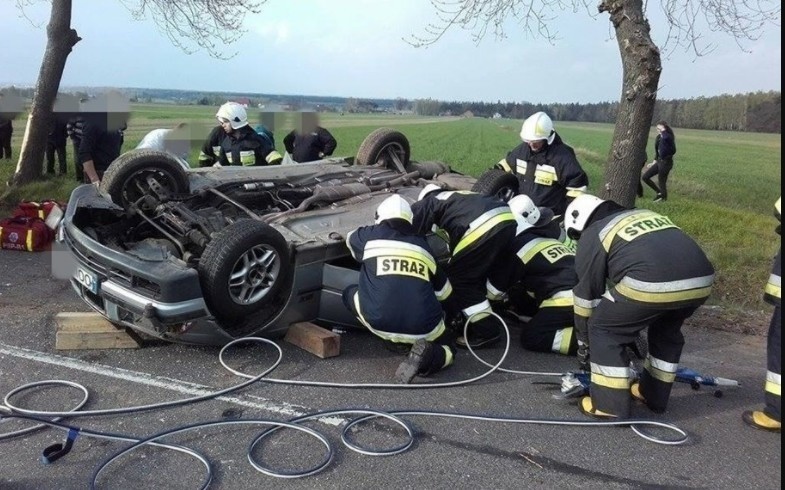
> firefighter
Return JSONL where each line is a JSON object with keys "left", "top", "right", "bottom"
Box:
{"left": 198, "top": 123, "right": 227, "bottom": 167}
{"left": 412, "top": 184, "right": 517, "bottom": 349}
{"left": 495, "top": 111, "right": 588, "bottom": 218}
{"left": 743, "top": 197, "right": 781, "bottom": 432}
{"left": 565, "top": 193, "right": 715, "bottom": 419}
{"left": 215, "top": 102, "right": 282, "bottom": 167}
{"left": 486, "top": 195, "right": 578, "bottom": 355}
{"left": 283, "top": 112, "right": 337, "bottom": 163}
{"left": 342, "top": 194, "right": 455, "bottom": 383}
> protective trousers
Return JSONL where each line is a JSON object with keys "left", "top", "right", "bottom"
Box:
{"left": 588, "top": 298, "right": 701, "bottom": 418}
{"left": 521, "top": 304, "right": 577, "bottom": 355}
{"left": 765, "top": 306, "right": 781, "bottom": 421}
{"left": 342, "top": 286, "right": 456, "bottom": 373}
{"left": 444, "top": 225, "right": 516, "bottom": 337}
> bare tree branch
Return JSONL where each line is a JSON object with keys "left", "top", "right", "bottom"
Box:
{"left": 121, "top": 0, "right": 268, "bottom": 59}
{"left": 658, "top": 0, "right": 780, "bottom": 56}
{"left": 409, "top": 0, "right": 780, "bottom": 57}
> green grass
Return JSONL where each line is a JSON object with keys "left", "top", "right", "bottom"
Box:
{"left": 1, "top": 105, "right": 780, "bottom": 314}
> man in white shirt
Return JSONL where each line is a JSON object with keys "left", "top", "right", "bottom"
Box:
{"left": 136, "top": 122, "right": 191, "bottom": 165}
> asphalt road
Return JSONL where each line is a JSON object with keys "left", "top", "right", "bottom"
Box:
{"left": 0, "top": 249, "right": 781, "bottom": 489}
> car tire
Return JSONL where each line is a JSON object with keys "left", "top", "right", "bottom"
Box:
{"left": 355, "top": 128, "right": 411, "bottom": 171}
{"left": 100, "top": 149, "right": 190, "bottom": 211}
{"left": 198, "top": 220, "right": 292, "bottom": 322}
{"left": 471, "top": 168, "right": 520, "bottom": 203}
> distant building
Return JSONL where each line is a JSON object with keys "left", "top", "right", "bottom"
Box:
{"left": 462, "top": 110, "right": 475, "bottom": 118}
{"left": 492, "top": 112, "right": 502, "bottom": 119}
{"left": 232, "top": 97, "right": 251, "bottom": 108}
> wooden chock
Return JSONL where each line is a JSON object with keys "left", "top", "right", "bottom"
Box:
{"left": 284, "top": 322, "right": 340, "bottom": 359}
{"left": 55, "top": 312, "right": 142, "bottom": 350}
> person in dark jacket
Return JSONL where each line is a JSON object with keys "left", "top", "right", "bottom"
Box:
{"left": 496, "top": 111, "right": 588, "bottom": 218}
{"left": 344, "top": 194, "right": 455, "bottom": 383}
{"left": 283, "top": 112, "right": 337, "bottom": 163}
{"left": 743, "top": 197, "right": 781, "bottom": 432}
{"left": 215, "top": 102, "right": 282, "bottom": 167}
{"left": 412, "top": 184, "right": 517, "bottom": 350}
{"left": 486, "top": 194, "right": 579, "bottom": 355}
{"left": 46, "top": 115, "right": 69, "bottom": 175}
{"left": 0, "top": 117, "right": 12, "bottom": 160}
{"left": 642, "top": 120, "right": 677, "bottom": 202}
{"left": 79, "top": 112, "right": 123, "bottom": 185}
{"left": 564, "top": 194, "right": 715, "bottom": 419}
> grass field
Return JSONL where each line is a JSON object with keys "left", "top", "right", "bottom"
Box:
{"left": 0, "top": 105, "right": 780, "bottom": 314}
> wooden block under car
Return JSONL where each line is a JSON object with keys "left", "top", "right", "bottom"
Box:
{"left": 55, "top": 312, "right": 141, "bottom": 350}
{"left": 284, "top": 322, "right": 341, "bottom": 358}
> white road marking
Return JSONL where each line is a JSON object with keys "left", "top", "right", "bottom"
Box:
{"left": 0, "top": 342, "right": 343, "bottom": 426}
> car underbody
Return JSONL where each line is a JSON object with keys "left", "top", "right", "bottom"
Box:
{"left": 60, "top": 130, "right": 477, "bottom": 345}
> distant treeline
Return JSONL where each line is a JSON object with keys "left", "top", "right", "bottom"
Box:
{"left": 2, "top": 85, "right": 780, "bottom": 133}
{"left": 413, "top": 91, "right": 781, "bottom": 133}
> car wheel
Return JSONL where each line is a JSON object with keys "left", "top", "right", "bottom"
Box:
{"left": 100, "top": 149, "right": 190, "bottom": 211}
{"left": 471, "top": 168, "right": 520, "bottom": 203}
{"left": 198, "top": 220, "right": 292, "bottom": 322}
{"left": 355, "top": 128, "right": 411, "bottom": 172}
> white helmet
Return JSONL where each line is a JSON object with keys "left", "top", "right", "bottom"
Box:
{"left": 520, "top": 111, "right": 556, "bottom": 145}
{"left": 375, "top": 195, "right": 413, "bottom": 224}
{"left": 508, "top": 194, "right": 541, "bottom": 233}
{"left": 216, "top": 102, "right": 248, "bottom": 130}
{"left": 418, "top": 183, "right": 443, "bottom": 201}
{"left": 564, "top": 194, "right": 606, "bottom": 240}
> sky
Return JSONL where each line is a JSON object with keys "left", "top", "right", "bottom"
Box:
{"left": 0, "top": 0, "right": 780, "bottom": 104}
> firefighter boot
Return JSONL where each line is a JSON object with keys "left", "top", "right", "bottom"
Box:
{"left": 630, "top": 382, "right": 666, "bottom": 414}
{"left": 395, "top": 339, "right": 436, "bottom": 384}
{"left": 742, "top": 410, "right": 781, "bottom": 433}
{"left": 578, "top": 396, "right": 618, "bottom": 419}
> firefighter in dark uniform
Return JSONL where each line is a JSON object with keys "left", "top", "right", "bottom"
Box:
{"left": 342, "top": 194, "right": 455, "bottom": 383}
{"left": 496, "top": 111, "right": 588, "bottom": 218}
{"left": 283, "top": 112, "right": 337, "bottom": 163}
{"left": 412, "top": 184, "right": 517, "bottom": 349}
{"left": 215, "top": 102, "right": 282, "bottom": 167}
{"left": 486, "top": 195, "right": 578, "bottom": 355}
{"left": 198, "top": 124, "right": 227, "bottom": 167}
{"left": 743, "top": 197, "right": 781, "bottom": 432}
{"left": 565, "top": 193, "right": 715, "bottom": 419}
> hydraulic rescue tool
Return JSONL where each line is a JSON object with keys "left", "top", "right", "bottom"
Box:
{"left": 552, "top": 367, "right": 740, "bottom": 400}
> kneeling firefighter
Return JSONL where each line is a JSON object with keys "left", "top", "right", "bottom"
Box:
{"left": 565, "top": 194, "right": 715, "bottom": 419}
{"left": 343, "top": 194, "right": 456, "bottom": 383}
{"left": 486, "top": 195, "right": 578, "bottom": 356}
{"left": 412, "top": 184, "right": 517, "bottom": 349}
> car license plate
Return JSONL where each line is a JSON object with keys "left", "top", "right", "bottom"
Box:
{"left": 75, "top": 267, "right": 100, "bottom": 294}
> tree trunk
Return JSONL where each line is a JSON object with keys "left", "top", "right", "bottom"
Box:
{"left": 10, "top": 0, "right": 80, "bottom": 187}
{"left": 599, "top": 0, "right": 661, "bottom": 207}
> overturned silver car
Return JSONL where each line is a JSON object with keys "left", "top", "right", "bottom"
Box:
{"left": 59, "top": 128, "right": 481, "bottom": 345}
